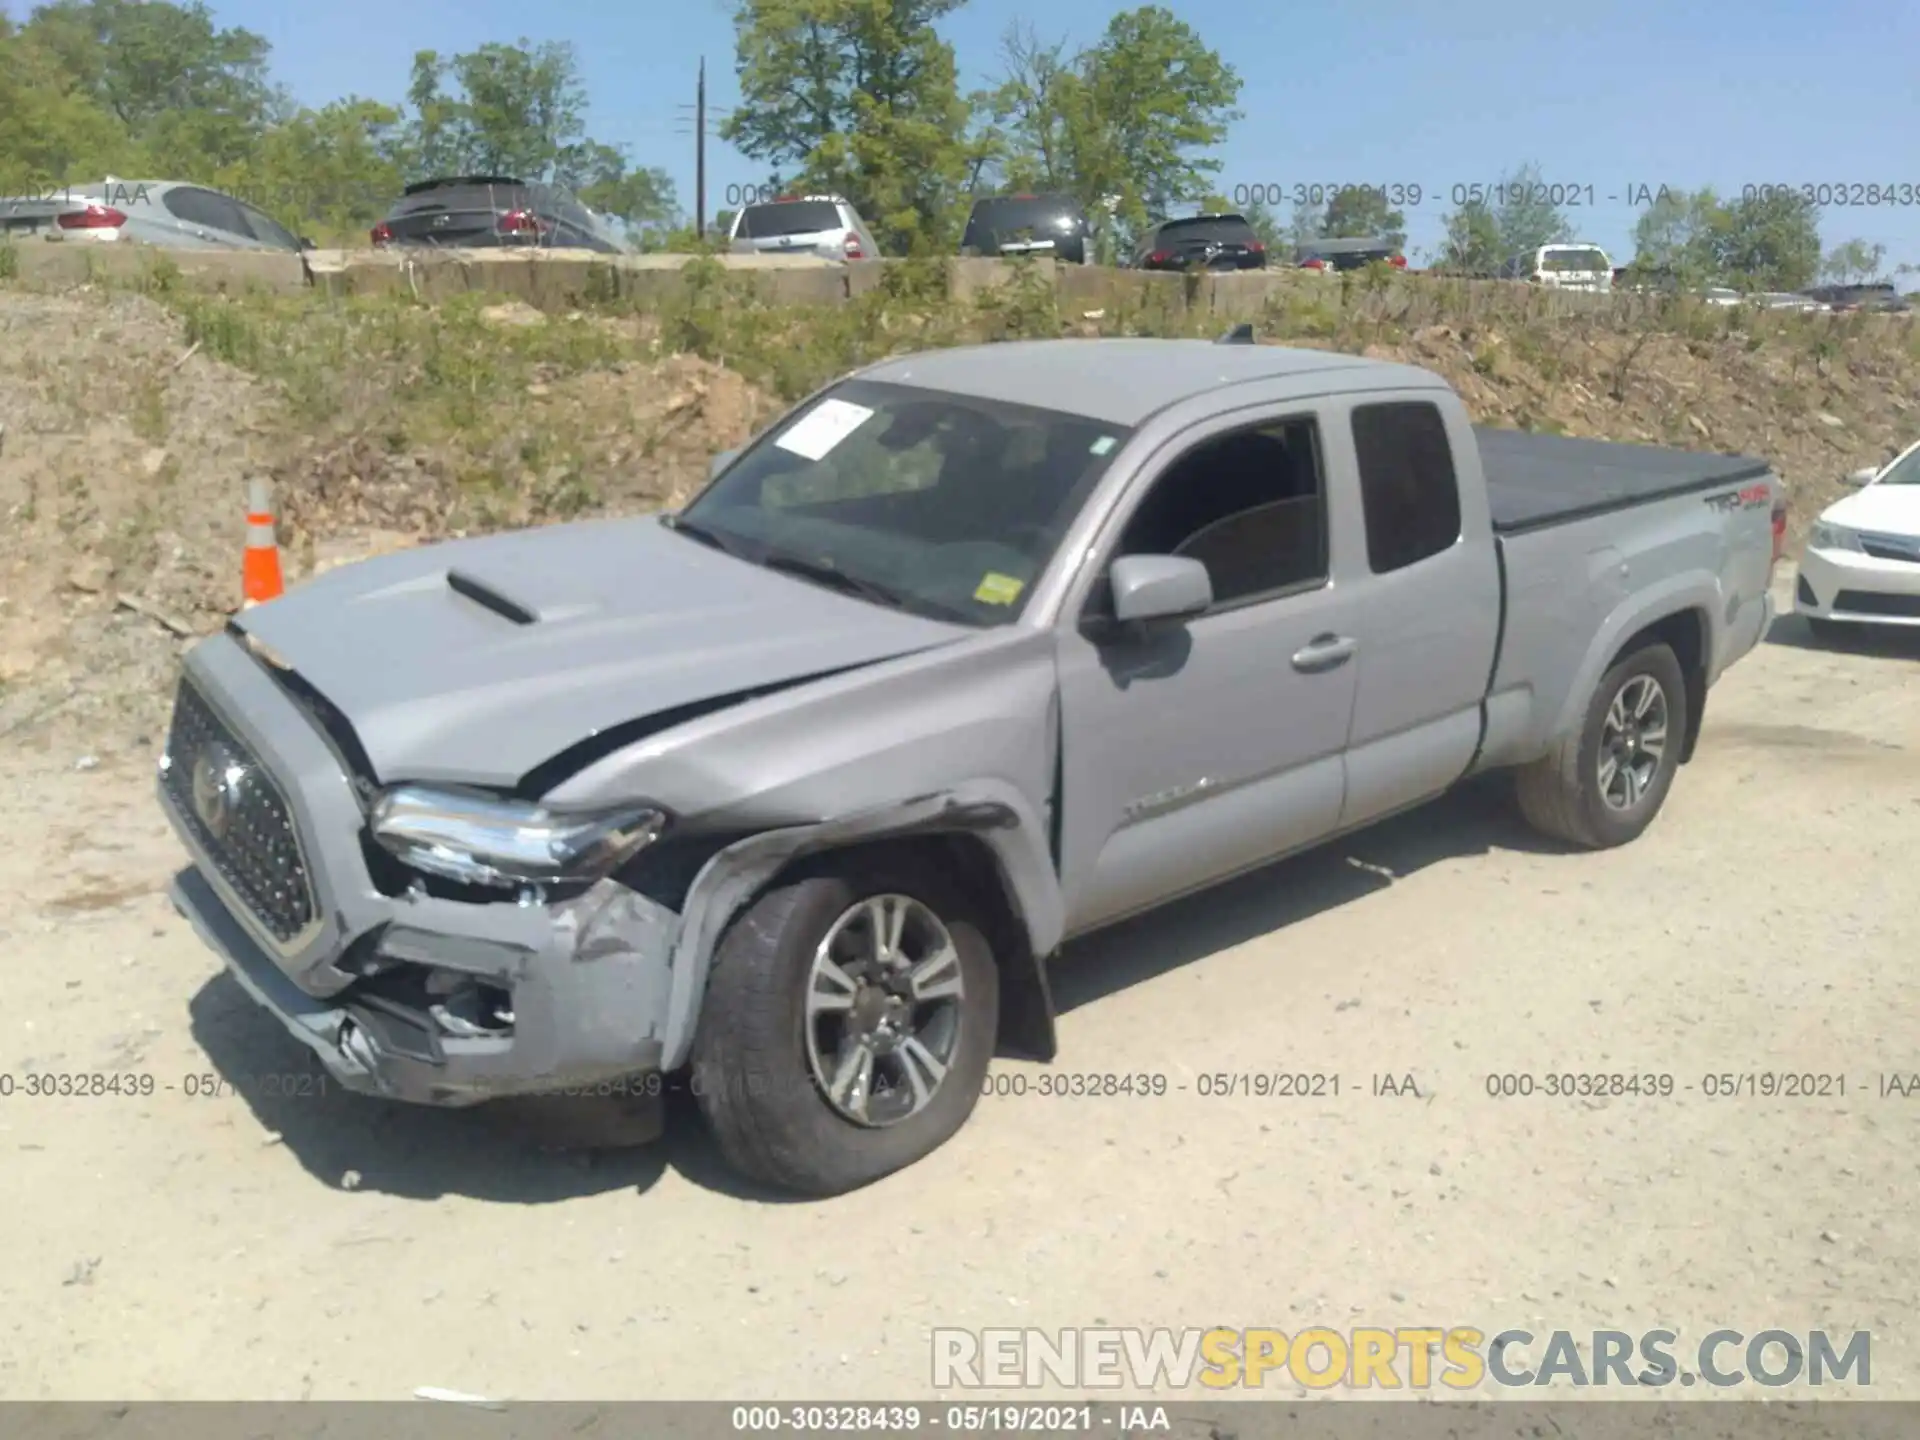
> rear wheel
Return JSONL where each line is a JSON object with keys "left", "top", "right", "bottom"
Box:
{"left": 690, "top": 853, "right": 999, "bottom": 1196}
{"left": 1516, "top": 642, "right": 1688, "bottom": 849}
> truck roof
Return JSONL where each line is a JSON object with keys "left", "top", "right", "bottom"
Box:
{"left": 857, "top": 339, "right": 1441, "bottom": 426}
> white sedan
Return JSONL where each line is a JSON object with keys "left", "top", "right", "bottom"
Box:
{"left": 1794, "top": 440, "right": 1920, "bottom": 638}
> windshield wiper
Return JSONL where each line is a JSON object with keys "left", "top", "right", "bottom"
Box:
{"left": 661, "top": 513, "right": 748, "bottom": 557}
{"left": 757, "top": 549, "right": 916, "bottom": 611}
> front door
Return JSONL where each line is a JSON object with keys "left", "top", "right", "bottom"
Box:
{"left": 1053, "top": 411, "right": 1361, "bottom": 936}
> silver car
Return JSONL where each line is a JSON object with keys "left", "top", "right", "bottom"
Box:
{"left": 0, "top": 178, "right": 310, "bottom": 251}
{"left": 727, "top": 194, "right": 878, "bottom": 261}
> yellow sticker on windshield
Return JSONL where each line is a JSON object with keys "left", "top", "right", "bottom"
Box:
{"left": 974, "top": 572, "right": 1025, "bottom": 605}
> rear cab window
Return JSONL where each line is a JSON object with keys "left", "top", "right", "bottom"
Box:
{"left": 736, "top": 201, "right": 844, "bottom": 238}
{"left": 1351, "top": 402, "right": 1463, "bottom": 573}
{"left": 1540, "top": 246, "right": 1610, "bottom": 272}
{"left": 963, "top": 195, "right": 1085, "bottom": 246}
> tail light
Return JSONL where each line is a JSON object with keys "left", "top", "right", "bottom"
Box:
{"left": 1247, "top": 241, "right": 1265, "bottom": 254}
{"left": 1300, "top": 258, "right": 1326, "bottom": 270}
{"left": 1771, "top": 500, "right": 1788, "bottom": 568}
{"left": 1389, "top": 254, "right": 1407, "bottom": 268}
{"left": 57, "top": 204, "right": 126, "bottom": 230}
{"left": 1148, "top": 249, "right": 1173, "bottom": 264}
{"left": 843, "top": 235, "right": 864, "bottom": 259}
{"left": 497, "top": 209, "right": 551, "bottom": 237}
{"left": 369, "top": 221, "right": 394, "bottom": 244}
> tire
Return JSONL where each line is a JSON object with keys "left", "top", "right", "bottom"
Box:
{"left": 1515, "top": 642, "right": 1688, "bottom": 849}
{"left": 689, "top": 852, "right": 1000, "bottom": 1196}
{"left": 1805, "top": 616, "right": 1858, "bottom": 645}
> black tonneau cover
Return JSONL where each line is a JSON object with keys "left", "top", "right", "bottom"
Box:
{"left": 1477, "top": 427, "right": 1770, "bottom": 534}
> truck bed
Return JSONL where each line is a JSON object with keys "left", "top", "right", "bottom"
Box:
{"left": 1476, "top": 427, "right": 1770, "bottom": 534}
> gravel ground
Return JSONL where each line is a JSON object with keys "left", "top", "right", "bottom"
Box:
{"left": 1, "top": 576, "right": 1916, "bottom": 1404}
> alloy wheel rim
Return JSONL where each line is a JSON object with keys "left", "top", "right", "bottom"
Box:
{"left": 803, "top": 894, "right": 965, "bottom": 1127}
{"left": 1598, "top": 674, "right": 1669, "bottom": 811}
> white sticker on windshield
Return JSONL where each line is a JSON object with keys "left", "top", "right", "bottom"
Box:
{"left": 1090, "top": 435, "right": 1116, "bottom": 455}
{"left": 775, "top": 398, "right": 875, "bottom": 461}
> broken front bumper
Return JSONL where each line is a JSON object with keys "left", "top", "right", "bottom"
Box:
{"left": 160, "top": 631, "right": 678, "bottom": 1108}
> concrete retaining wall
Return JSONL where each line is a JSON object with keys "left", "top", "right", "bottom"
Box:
{"left": 0, "top": 236, "right": 1809, "bottom": 328}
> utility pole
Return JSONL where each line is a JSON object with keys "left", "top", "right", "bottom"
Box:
{"left": 695, "top": 57, "right": 707, "bottom": 241}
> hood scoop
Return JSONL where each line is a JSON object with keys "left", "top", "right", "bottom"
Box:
{"left": 445, "top": 568, "right": 538, "bottom": 625}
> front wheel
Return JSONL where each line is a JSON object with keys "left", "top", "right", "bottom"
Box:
{"left": 690, "top": 853, "right": 1000, "bottom": 1196}
{"left": 1516, "top": 642, "right": 1689, "bottom": 849}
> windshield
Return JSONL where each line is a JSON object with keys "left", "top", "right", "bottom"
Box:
{"left": 964, "top": 197, "right": 1082, "bottom": 244}
{"left": 1541, "top": 247, "right": 1609, "bottom": 272}
{"left": 737, "top": 201, "right": 842, "bottom": 237}
{"left": 678, "top": 379, "right": 1130, "bottom": 625}
{"left": 1155, "top": 216, "right": 1256, "bottom": 245}
{"left": 1879, "top": 445, "right": 1920, "bottom": 486}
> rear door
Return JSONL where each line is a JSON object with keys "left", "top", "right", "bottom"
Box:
{"left": 1052, "top": 405, "right": 1362, "bottom": 934}
{"left": 1332, "top": 393, "right": 1502, "bottom": 828}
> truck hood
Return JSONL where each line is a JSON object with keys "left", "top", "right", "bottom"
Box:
{"left": 232, "top": 515, "right": 970, "bottom": 789}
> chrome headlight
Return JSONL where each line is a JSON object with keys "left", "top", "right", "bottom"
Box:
{"left": 1809, "top": 521, "right": 1863, "bottom": 552}
{"left": 369, "top": 785, "right": 666, "bottom": 888}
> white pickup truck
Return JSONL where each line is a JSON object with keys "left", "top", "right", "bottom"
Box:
{"left": 159, "top": 334, "right": 1784, "bottom": 1194}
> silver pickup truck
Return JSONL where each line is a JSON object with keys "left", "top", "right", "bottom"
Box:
{"left": 159, "top": 334, "right": 1782, "bottom": 1194}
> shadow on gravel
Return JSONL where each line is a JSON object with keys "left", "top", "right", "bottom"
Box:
{"left": 185, "top": 773, "right": 1564, "bottom": 1205}
{"left": 1048, "top": 771, "right": 1567, "bottom": 1017}
{"left": 1764, "top": 609, "right": 1920, "bottom": 659}
{"left": 186, "top": 969, "right": 809, "bottom": 1205}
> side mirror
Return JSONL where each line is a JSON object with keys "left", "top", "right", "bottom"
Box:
{"left": 1109, "top": 554, "right": 1212, "bottom": 625}
{"left": 710, "top": 448, "right": 740, "bottom": 482}
{"left": 298, "top": 236, "right": 316, "bottom": 250}
{"left": 1846, "top": 467, "right": 1878, "bottom": 487}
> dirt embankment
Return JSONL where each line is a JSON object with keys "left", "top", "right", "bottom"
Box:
{"left": 0, "top": 286, "right": 1913, "bottom": 750}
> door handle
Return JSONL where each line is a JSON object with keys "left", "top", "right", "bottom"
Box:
{"left": 1291, "top": 633, "right": 1357, "bottom": 672}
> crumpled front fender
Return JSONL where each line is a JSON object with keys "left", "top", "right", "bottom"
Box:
{"left": 657, "top": 779, "right": 1063, "bottom": 1071}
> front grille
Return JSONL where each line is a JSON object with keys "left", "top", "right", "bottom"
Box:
{"left": 1833, "top": 590, "right": 1920, "bottom": 618}
{"left": 163, "top": 679, "right": 317, "bottom": 943}
{"left": 1859, "top": 534, "right": 1920, "bottom": 564}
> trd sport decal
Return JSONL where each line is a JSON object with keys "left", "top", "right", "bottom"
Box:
{"left": 1704, "top": 483, "right": 1772, "bottom": 512}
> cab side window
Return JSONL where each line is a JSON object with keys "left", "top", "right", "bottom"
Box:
{"left": 1113, "top": 418, "right": 1328, "bottom": 608}
{"left": 1350, "top": 401, "right": 1462, "bottom": 573}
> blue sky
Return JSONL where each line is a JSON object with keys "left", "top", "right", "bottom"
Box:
{"left": 105, "top": 0, "right": 1920, "bottom": 271}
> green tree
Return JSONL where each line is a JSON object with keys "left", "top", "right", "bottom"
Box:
{"left": 978, "top": 10, "right": 1240, "bottom": 247}
{"left": 1628, "top": 186, "right": 1718, "bottom": 282}
{"left": 19, "top": 0, "right": 281, "bottom": 171}
{"left": 222, "top": 98, "right": 409, "bottom": 240}
{"left": 1821, "top": 238, "right": 1886, "bottom": 285}
{"left": 1491, "top": 161, "right": 1572, "bottom": 256}
{"left": 1707, "top": 187, "right": 1821, "bottom": 290}
{"left": 723, "top": 0, "right": 972, "bottom": 253}
{"left": 1435, "top": 197, "right": 1501, "bottom": 274}
{"left": 402, "top": 40, "right": 674, "bottom": 229}
{"left": 1310, "top": 186, "right": 1406, "bottom": 251}
{"left": 0, "top": 18, "right": 138, "bottom": 189}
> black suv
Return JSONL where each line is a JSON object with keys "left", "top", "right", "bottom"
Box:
{"left": 1131, "top": 213, "right": 1267, "bottom": 271}
{"left": 370, "top": 176, "right": 630, "bottom": 252}
{"left": 960, "top": 192, "right": 1092, "bottom": 264}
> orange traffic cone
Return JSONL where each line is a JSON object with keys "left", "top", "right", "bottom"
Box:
{"left": 241, "top": 478, "right": 284, "bottom": 608}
